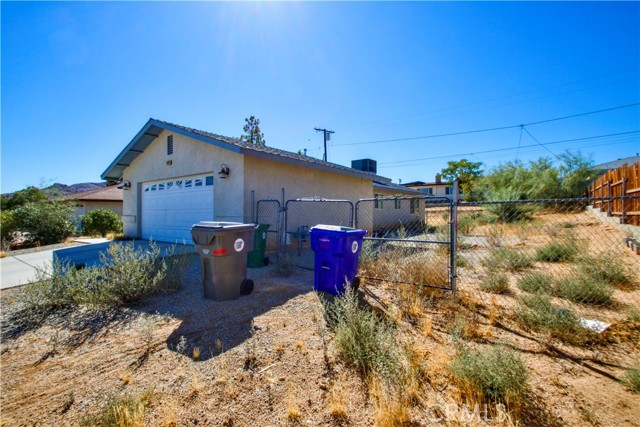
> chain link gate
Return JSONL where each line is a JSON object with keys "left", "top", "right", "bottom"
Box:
{"left": 283, "top": 198, "right": 355, "bottom": 269}
{"left": 355, "top": 195, "right": 456, "bottom": 290}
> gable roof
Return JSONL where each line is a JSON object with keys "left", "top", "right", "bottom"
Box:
{"left": 590, "top": 156, "right": 640, "bottom": 172}
{"left": 402, "top": 180, "right": 451, "bottom": 187}
{"left": 64, "top": 185, "right": 123, "bottom": 202}
{"left": 101, "top": 118, "right": 390, "bottom": 183}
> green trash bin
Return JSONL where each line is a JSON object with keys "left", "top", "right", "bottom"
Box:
{"left": 248, "top": 224, "right": 270, "bottom": 268}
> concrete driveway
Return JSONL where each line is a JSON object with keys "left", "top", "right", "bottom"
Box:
{"left": 0, "top": 240, "right": 193, "bottom": 290}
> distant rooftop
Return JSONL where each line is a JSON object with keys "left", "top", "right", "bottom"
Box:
{"left": 64, "top": 185, "right": 123, "bottom": 202}
{"left": 591, "top": 156, "right": 640, "bottom": 171}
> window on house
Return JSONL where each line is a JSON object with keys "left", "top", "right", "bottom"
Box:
{"left": 410, "top": 198, "right": 420, "bottom": 214}
{"left": 394, "top": 199, "right": 401, "bottom": 209}
{"left": 167, "top": 135, "right": 174, "bottom": 155}
{"left": 421, "top": 188, "right": 433, "bottom": 195}
{"left": 374, "top": 194, "right": 384, "bottom": 209}
{"left": 445, "top": 186, "right": 452, "bottom": 195}
{"left": 205, "top": 176, "right": 214, "bottom": 186}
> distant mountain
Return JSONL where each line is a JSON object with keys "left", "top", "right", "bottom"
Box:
{"left": 2, "top": 182, "right": 106, "bottom": 198}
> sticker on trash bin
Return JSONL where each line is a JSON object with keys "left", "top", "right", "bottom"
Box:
{"left": 352, "top": 241, "right": 359, "bottom": 253}
{"left": 202, "top": 249, "right": 210, "bottom": 255}
{"left": 234, "top": 238, "right": 245, "bottom": 252}
{"left": 262, "top": 232, "right": 267, "bottom": 240}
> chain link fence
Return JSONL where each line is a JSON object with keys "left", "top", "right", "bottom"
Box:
{"left": 355, "top": 196, "right": 454, "bottom": 290}
{"left": 454, "top": 196, "right": 640, "bottom": 341}
{"left": 255, "top": 199, "right": 281, "bottom": 253}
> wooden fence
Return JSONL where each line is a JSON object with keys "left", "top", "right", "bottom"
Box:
{"left": 586, "top": 161, "right": 640, "bottom": 226}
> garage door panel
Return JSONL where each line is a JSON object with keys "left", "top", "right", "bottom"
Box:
{"left": 141, "top": 174, "right": 214, "bottom": 243}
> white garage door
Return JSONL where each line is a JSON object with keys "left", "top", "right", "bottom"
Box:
{"left": 141, "top": 174, "right": 214, "bottom": 243}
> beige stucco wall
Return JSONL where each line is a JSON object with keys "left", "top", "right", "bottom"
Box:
{"left": 71, "top": 201, "right": 123, "bottom": 228}
{"left": 370, "top": 188, "right": 424, "bottom": 233}
{"left": 244, "top": 155, "right": 375, "bottom": 245}
{"left": 121, "top": 130, "right": 245, "bottom": 238}
{"left": 410, "top": 184, "right": 452, "bottom": 198}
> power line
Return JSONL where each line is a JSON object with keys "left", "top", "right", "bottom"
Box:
{"left": 333, "top": 103, "right": 640, "bottom": 147}
{"left": 378, "top": 130, "right": 639, "bottom": 166}
{"left": 522, "top": 127, "right": 560, "bottom": 160}
{"left": 314, "top": 128, "right": 335, "bottom": 161}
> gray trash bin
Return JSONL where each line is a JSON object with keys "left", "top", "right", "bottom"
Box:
{"left": 191, "top": 221, "right": 257, "bottom": 300}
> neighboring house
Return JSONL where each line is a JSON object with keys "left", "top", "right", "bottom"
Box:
{"left": 371, "top": 181, "right": 423, "bottom": 232}
{"left": 101, "top": 119, "right": 409, "bottom": 242}
{"left": 403, "top": 175, "right": 454, "bottom": 198}
{"left": 64, "top": 185, "right": 124, "bottom": 223}
{"left": 589, "top": 156, "right": 640, "bottom": 178}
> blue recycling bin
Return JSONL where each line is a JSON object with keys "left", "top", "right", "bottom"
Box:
{"left": 309, "top": 224, "right": 367, "bottom": 295}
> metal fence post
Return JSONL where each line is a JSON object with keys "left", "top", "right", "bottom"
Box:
{"left": 449, "top": 180, "right": 459, "bottom": 292}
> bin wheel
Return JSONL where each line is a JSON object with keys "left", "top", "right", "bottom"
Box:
{"left": 240, "top": 279, "right": 254, "bottom": 296}
{"left": 352, "top": 277, "right": 361, "bottom": 292}
{"left": 263, "top": 256, "right": 270, "bottom": 266}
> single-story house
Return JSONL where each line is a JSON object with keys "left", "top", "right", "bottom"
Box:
{"left": 403, "top": 175, "right": 454, "bottom": 198}
{"left": 102, "top": 119, "right": 415, "bottom": 242}
{"left": 64, "top": 185, "right": 124, "bottom": 222}
{"left": 370, "top": 180, "right": 423, "bottom": 232}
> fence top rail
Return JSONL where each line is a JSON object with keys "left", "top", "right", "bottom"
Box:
{"left": 286, "top": 198, "right": 354, "bottom": 204}
{"left": 357, "top": 196, "right": 451, "bottom": 202}
{"left": 460, "top": 195, "right": 640, "bottom": 206}
{"left": 256, "top": 199, "right": 281, "bottom": 205}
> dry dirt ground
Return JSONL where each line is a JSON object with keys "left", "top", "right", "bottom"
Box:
{"left": 1, "top": 211, "right": 640, "bottom": 426}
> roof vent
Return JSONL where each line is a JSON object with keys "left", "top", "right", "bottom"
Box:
{"left": 351, "top": 158, "right": 377, "bottom": 174}
{"left": 167, "top": 135, "right": 174, "bottom": 155}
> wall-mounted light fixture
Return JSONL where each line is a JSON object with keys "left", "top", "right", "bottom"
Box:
{"left": 118, "top": 180, "right": 132, "bottom": 190}
{"left": 218, "top": 163, "right": 230, "bottom": 179}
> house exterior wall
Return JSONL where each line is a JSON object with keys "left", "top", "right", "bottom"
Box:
{"left": 121, "top": 130, "right": 245, "bottom": 238}
{"left": 244, "top": 155, "right": 375, "bottom": 237}
{"left": 370, "top": 188, "right": 423, "bottom": 233}
{"left": 71, "top": 201, "right": 123, "bottom": 228}
{"left": 409, "top": 184, "right": 452, "bottom": 198}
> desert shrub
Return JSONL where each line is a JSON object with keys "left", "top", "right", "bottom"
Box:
{"left": 1, "top": 210, "right": 17, "bottom": 241}
{"left": 328, "top": 286, "right": 400, "bottom": 380}
{"left": 516, "top": 294, "right": 587, "bottom": 344}
{"left": 11, "top": 201, "right": 76, "bottom": 245}
{"left": 457, "top": 212, "right": 481, "bottom": 235}
{"left": 480, "top": 273, "right": 510, "bottom": 294}
{"left": 517, "top": 272, "right": 554, "bottom": 294}
{"left": 483, "top": 247, "right": 533, "bottom": 272}
{"left": 483, "top": 189, "right": 535, "bottom": 223}
{"left": 554, "top": 276, "right": 614, "bottom": 306}
{"left": 358, "top": 239, "right": 379, "bottom": 272}
{"left": 622, "top": 366, "right": 640, "bottom": 394}
{"left": 578, "top": 255, "right": 634, "bottom": 289}
{"left": 80, "top": 390, "right": 154, "bottom": 427}
{"left": 82, "top": 209, "right": 123, "bottom": 237}
{"left": 159, "top": 245, "right": 193, "bottom": 291}
{"left": 535, "top": 240, "right": 579, "bottom": 263}
{"left": 628, "top": 308, "right": 640, "bottom": 322}
{"left": 3, "top": 186, "right": 47, "bottom": 210}
{"left": 23, "top": 241, "right": 180, "bottom": 311}
{"left": 450, "top": 345, "right": 528, "bottom": 403}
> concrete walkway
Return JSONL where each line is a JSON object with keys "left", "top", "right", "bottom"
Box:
{"left": 0, "top": 240, "right": 194, "bottom": 290}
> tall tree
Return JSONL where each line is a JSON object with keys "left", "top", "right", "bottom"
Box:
{"left": 440, "top": 159, "right": 484, "bottom": 200}
{"left": 240, "top": 116, "right": 266, "bottom": 146}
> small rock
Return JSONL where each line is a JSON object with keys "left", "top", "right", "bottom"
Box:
{"left": 319, "top": 384, "right": 327, "bottom": 391}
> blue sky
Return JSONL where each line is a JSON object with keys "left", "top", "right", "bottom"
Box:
{"left": 2, "top": 1, "right": 639, "bottom": 193}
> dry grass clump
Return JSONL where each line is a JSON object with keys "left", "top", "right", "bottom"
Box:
{"left": 517, "top": 272, "right": 554, "bottom": 294}
{"left": 276, "top": 253, "right": 295, "bottom": 277}
{"left": 535, "top": 239, "right": 580, "bottom": 263}
{"left": 554, "top": 276, "right": 614, "bottom": 306}
{"left": 480, "top": 273, "right": 510, "bottom": 294}
{"left": 449, "top": 345, "right": 528, "bottom": 408}
{"left": 578, "top": 254, "right": 636, "bottom": 290}
{"left": 327, "top": 382, "right": 348, "bottom": 421}
{"left": 80, "top": 390, "right": 154, "bottom": 427}
{"left": 328, "top": 286, "right": 400, "bottom": 381}
{"left": 370, "top": 379, "right": 411, "bottom": 427}
{"left": 515, "top": 294, "right": 589, "bottom": 345}
{"left": 622, "top": 366, "right": 640, "bottom": 394}
{"left": 482, "top": 247, "right": 533, "bottom": 272}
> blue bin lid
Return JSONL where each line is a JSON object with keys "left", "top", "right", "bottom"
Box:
{"left": 310, "top": 224, "right": 366, "bottom": 235}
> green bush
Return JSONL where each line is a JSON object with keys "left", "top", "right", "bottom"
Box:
{"left": 622, "top": 366, "right": 640, "bottom": 394}
{"left": 517, "top": 272, "right": 554, "bottom": 294}
{"left": 483, "top": 189, "right": 535, "bottom": 223}
{"left": 554, "top": 276, "right": 614, "bottom": 306}
{"left": 516, "top": 294, "right": 587, "bottom": 344}
{"left": 457, "top": 212, "right": 481, "bottom": 235}
{"left": 450, "top": 345, "right": 528, "bottom": 402}
{"left": 82, "top": 209, "right": 123, "bottom": 237}
{"left": 1, "top": 210, "right": 17, "bottom": 244}
{"left": 328, "top": 286, "right": 399, "bottom": 380}
{"left": 23, "top": 241, "right": 185, "bottom": 311}
{"left": 535, "top": 240, "right": 579, "bottom": 263}
{"left": 482, "top": 247, "right": 533, "bottom": 272}
{"left": 11, "top": 201, "right": 76, "bottom": 245}
{"left": 480, "top": 273, "right": 510, "bottom": 294}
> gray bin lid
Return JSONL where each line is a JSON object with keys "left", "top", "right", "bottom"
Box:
{"left": 191, "top": 221, "right": 257, "bottom": 232}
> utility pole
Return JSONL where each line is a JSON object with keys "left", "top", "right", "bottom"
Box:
{"left": 314, "top": 128, "right": 335, "bottom": 162}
